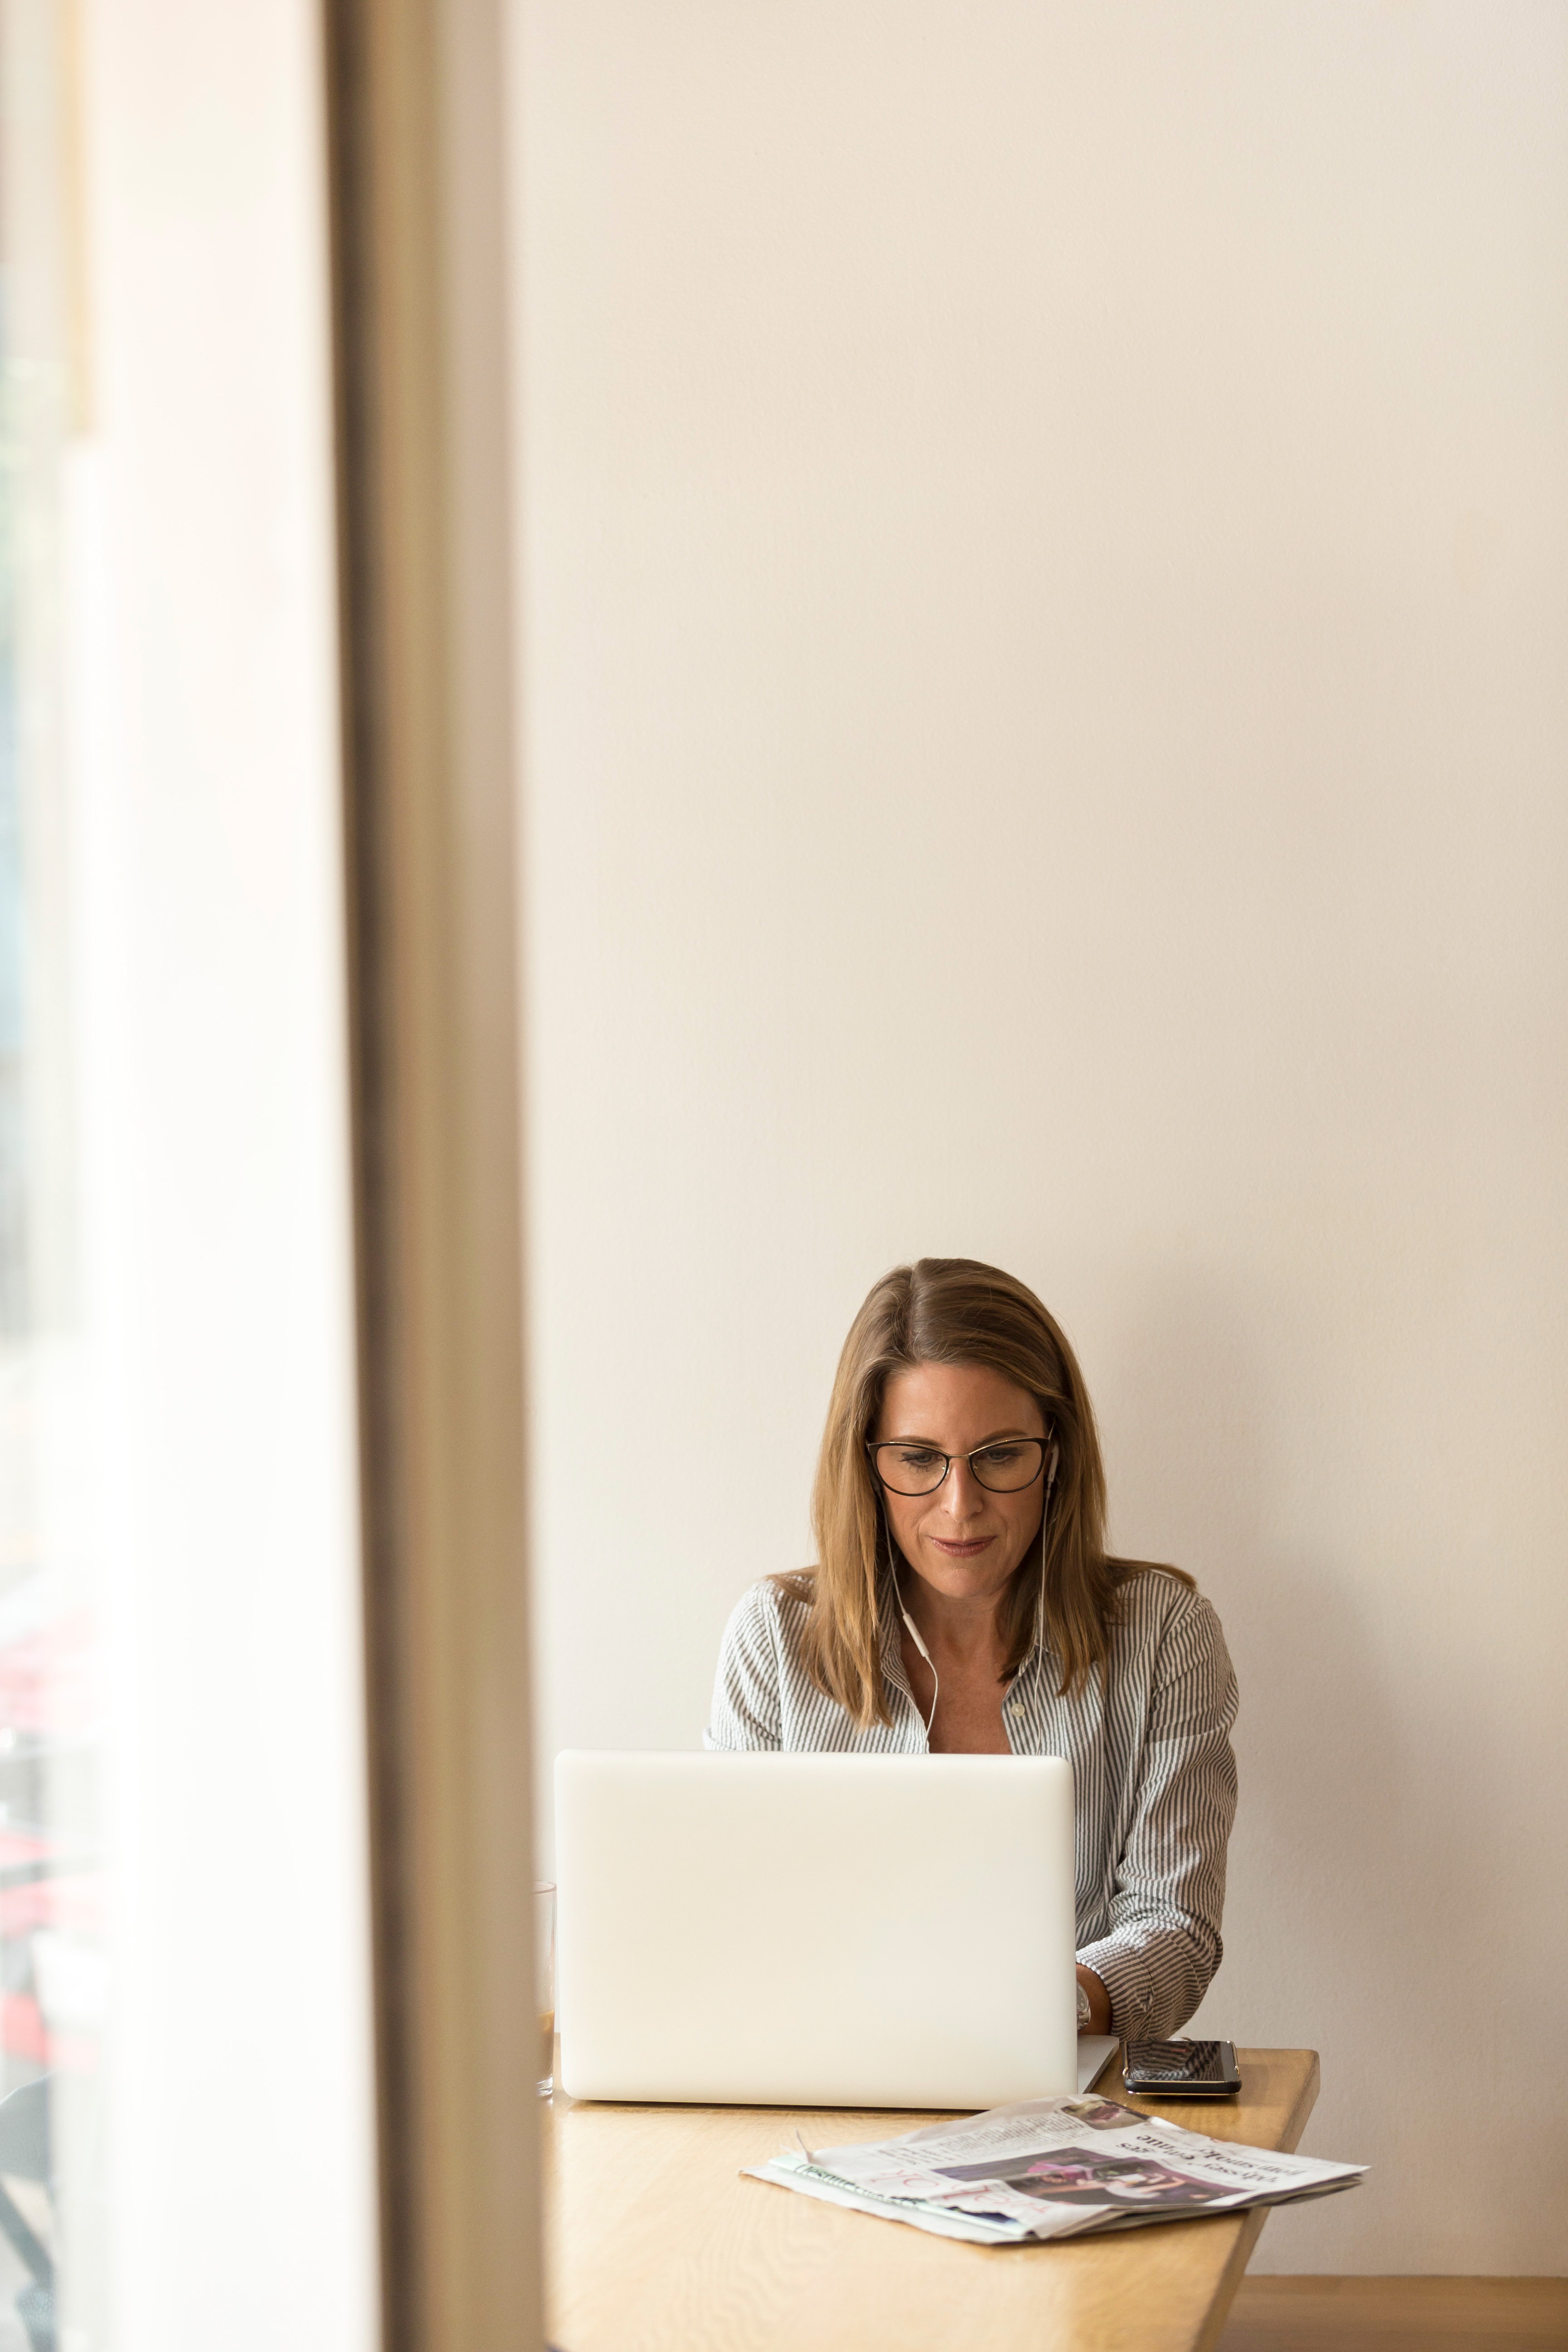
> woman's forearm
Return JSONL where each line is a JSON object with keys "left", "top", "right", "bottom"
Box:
{"left": 1076, "top": 1964, "right": 1111, "bottom": 2035}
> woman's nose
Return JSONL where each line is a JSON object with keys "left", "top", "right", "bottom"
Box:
{"left": 943, "top": 1458, "right": 985, "bottom": 1519}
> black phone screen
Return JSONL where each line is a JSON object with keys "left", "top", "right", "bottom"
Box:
{"left": 1122, "top": 2038, "right": 1240, "bottom": 2089}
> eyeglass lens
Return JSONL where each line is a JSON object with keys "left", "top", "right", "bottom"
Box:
{"left": 871, "top": 1439, "right": 1046, "bottom": 1496}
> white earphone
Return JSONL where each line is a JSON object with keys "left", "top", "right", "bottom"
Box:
{"left": 878, "top": 1489, "right": 941, "bottom": 1732}
{"left": 897, "top": 1591, "right": 940, "bottom": 1736}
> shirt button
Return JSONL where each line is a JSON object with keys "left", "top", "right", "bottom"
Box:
{"left": 1008, "top": 1702, "right": 1024, "bottom": 1717}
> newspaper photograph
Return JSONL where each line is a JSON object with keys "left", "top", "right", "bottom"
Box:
{"left": 747, "top": 2093, "right": 1366, "bottom": 2246}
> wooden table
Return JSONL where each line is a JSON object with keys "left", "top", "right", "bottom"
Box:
{"left": 544, "top": 2047, "right": 1320, "bottom": 2352}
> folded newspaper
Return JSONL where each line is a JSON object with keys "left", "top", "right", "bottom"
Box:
{"left": 747, "top": 2093, "right": 1365, "bottom": 2246}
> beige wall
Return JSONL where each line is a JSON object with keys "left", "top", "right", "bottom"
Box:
{"left": 514, "top": 0, "right": 1568, "bottom": 2272}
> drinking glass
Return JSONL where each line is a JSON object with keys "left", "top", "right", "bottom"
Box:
{"left": 535, "top": 1882, "right": 556, "bottom": 2096}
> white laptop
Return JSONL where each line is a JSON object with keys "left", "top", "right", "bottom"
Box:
{"left": 554, "top": 1749, "right": 1092, "bottom": 2109}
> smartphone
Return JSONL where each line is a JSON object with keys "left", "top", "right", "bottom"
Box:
{"left": 1122, "top": 2038, "right": 1241, "bottom": 2097}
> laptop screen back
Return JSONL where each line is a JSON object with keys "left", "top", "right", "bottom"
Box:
{"left": 555, "top": 1749, "right": 1077, "bottom": 2108}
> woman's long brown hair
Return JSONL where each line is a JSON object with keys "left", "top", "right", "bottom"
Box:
{"left": 778, "top": 1257, "right": 1190, "bottom": 1728}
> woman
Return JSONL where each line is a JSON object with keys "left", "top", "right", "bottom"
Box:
{"left": 706, "top": 1257, "right": 1238, "bottom": 2046}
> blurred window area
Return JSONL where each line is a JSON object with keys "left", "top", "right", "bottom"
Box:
{"left": 0, "top": 0, "right": 537, "bottom": 2342}
{"left": 0, "top": 3, "right": 102, "bottom": 2347}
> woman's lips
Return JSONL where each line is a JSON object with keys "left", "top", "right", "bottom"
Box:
{"left": 929, "top": 1536, "right": 994, "bottom": 1557}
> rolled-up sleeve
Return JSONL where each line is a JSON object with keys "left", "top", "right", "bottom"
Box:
{"left": 1075, "top": 1594, "right": 1239, "bottom": 2043}
{"left": 704, "top": 1584, "right": 786, "bottom": 1751}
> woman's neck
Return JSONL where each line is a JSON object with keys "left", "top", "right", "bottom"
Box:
{"left": 896, "top": 1566, "right": 1010, "bottom": 1670}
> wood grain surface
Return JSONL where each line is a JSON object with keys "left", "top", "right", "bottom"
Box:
{"left": 1219, "top": 2276, "right": 1568, "bottom": 2352}
{"left": 544, "top": 2047, "right": 1320, "bottom": 2352}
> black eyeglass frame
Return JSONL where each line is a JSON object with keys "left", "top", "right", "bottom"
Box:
{"left": 864, "top": 1435, "right": 1052, "bottom": 1498}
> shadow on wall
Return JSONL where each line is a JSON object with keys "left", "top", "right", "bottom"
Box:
{"left": 1098, "top": 1277, "right": 1406, "bottom": 2028}
{"left": 1094, "top": 1275, "right": 1544, "bottom": 2265}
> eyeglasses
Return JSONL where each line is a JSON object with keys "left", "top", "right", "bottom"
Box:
{"left": 866, "top": 1436, "right": 1049, "bottom": 1497}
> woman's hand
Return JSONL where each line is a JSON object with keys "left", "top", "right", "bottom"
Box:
{"left": 1076, "top": 1965, "right": 1111, "bottom": 2035}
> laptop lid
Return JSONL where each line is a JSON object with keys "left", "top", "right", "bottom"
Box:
{"left": 555, "top": 1749, "right": 1078, "bottom": 2108}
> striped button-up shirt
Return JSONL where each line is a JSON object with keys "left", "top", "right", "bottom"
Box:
{"left": 705, "top": 1568, "right": 1239, "bottom": 2043}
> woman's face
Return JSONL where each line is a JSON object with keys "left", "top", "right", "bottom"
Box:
{"left": 873, "top": 1360, "right": 1049, "bottom": 1607}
